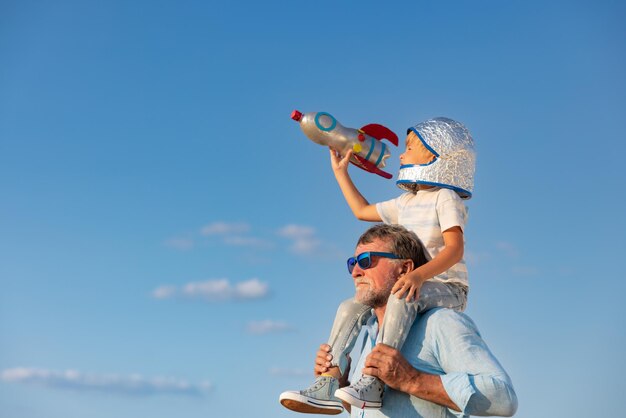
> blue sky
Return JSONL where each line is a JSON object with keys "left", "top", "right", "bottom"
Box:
{"left": 1, "top": 0, "right": 625, "bottom": 417}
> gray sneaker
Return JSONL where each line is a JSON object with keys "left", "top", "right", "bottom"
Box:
{"left": 279, "top": 375, "right": 344, "bottom": 415}
{"left": 334, "top": 375, "right": 384, "bottom": 409}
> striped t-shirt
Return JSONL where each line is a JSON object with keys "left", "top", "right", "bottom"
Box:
{"left": 376, "top": 187, "right": 469, "bottom": 287}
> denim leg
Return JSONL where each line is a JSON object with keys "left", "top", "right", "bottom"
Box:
{"left": 327, "top": 298, "right": 372, "bottom": 375}
{"left": 377, "top": 293, "right": 420, "bottom": 349}
{"left": 378, "top": 281, "right": 468, "bottom": 348}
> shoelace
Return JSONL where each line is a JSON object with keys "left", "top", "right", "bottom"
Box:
{"left": 352, "top": 375, "right": 376, "bottom": 392}
{"left": 305, "top": 377, "right": 328, "bottom": 393}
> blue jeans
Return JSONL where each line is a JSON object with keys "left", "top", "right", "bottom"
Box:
{"left": 327, "top": 281, "right": 467, "bottom": 374}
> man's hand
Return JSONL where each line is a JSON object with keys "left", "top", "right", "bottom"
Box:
{"left": 362, "top": 344, "right": 418, "bottom": 393}
{"left": 314, "top": 344, "right": 350, "bottom": 388}
{"left": 362, "top": 344, "right": 461, "bottom": 412}
{"left": 391, "top": 270, "right": 424, "bottom": 302}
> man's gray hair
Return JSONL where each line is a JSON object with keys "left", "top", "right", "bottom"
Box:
{"left": 357, "top": 224, "right": 429, "bottom": 268}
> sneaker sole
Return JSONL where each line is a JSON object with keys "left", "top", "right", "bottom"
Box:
{"left": 334, "top": 389, "right": 382, "bottom": 409}
{"left": 279, "top": 391, "right": 343, "bottom": 415}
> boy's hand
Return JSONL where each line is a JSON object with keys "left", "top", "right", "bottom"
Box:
{"left": 391, "top": 271, "right": 423, "bottom": 302}
{"left": 314, "top": 344, "right": 333, "bottom": 376}
{"left": 314, "top": 344, "right": 350, "bottom": 387}
{"left": 329, "top": 148, "right": 353, "bottom": 174}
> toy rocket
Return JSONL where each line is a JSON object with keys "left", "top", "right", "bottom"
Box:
{"left": 291, "top": 110, "right": 398, "bottom": 179}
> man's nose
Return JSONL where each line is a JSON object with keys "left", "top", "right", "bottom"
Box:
{"left": 351, "top": 263, "right": 365, "bottom": 279}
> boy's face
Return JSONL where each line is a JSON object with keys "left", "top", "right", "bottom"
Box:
{"left": 400, "top": 131, "right": 436, "bottom": 165}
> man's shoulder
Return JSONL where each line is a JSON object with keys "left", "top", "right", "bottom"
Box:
{"left": 420, "top": 307, "right": 460, "bottom": 323}
{"left": 419, "top": 308, "right": 479, "bottom": 335}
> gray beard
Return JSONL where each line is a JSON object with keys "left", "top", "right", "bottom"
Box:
{"left": 354, "top": 274, "right": 396, "bottom": 308}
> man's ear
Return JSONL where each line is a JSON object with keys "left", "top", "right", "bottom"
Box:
{"left": 401, "top": 259, "right": 414, "bottom": 274}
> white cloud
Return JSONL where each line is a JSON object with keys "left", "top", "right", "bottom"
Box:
{"left": 152, "top": 278, "right": 269, "bottom": 302}
{"left": 246, "top": 320, "right": 293, "bottom": 335}
{"left": 277, "top": 224, "right": 315, "bottom": 239}
{"left": 223, "top": 236, "right": 273, "bottom": 248}
{"left": 182, "top": 279, "right": 232, "bottom": 300}
{"left": 277, "top": 224, "right": 321, "bottom": 255}
{"left": 165, "top": 221, "right": 335, "bottom": 255}
{"left": 235, "top": 278, "right": 269, "bottom": 299}
{"left": 200, "top": 222, "right": 250, "bottom": 236}
{"left": 198, "top": 222, "right": 272, "bottom": 249}
{"left": 0, "top": 367, "right": 212, "bottom": 397}
{"left": 290, "top": 238, "right": 321, "bottom": 254}
{"left": 152, "top": 285, "right": 177, "bottom": 299}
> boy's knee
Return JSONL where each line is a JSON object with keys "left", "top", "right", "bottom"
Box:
{"left": 337, "top": 298, "right": 369, "bottom": 317}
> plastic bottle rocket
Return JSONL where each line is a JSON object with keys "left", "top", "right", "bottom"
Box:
{"left": 291, "top": 110, "right": 398, "bottom": 179}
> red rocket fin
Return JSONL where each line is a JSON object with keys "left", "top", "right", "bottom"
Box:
{"left": 351, "top": 155, "right": 393, "bottom": 179}
{"left": 360, "top": 124, "right": 399, "bottom": 146}
{"left": 373, "top": 167, "right": 393, "bottom": 179}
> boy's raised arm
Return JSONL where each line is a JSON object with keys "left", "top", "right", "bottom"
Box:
{"left": 330, "top": 148, "right": 382, "bottom": 222}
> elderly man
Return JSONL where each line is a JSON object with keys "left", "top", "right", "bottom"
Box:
{"left": 281, "top": 224, "right": 517, "bottom": 417}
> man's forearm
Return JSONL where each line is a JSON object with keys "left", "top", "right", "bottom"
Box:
{"left": 400, "top": 368, "right": 461, "bottom": 412}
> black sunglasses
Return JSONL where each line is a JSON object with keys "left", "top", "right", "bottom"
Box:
{"left": 347, "top": 251, "right": 401, "bottom": 274}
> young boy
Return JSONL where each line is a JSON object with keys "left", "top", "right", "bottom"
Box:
{"left": 280, "top": 117, "right": 476, "bottom": 414}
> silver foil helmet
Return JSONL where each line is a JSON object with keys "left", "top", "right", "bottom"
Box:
{"left": 397, "top": 117, "right": 475, "bottom": 199}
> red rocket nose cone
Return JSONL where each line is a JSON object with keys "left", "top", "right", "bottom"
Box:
{"left": 291, "top": 110, "right": 303, "bottom": 121}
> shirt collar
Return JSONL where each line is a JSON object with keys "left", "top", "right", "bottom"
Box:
{"left": 363, "top": 311, "right": 378, "bottom": 346}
